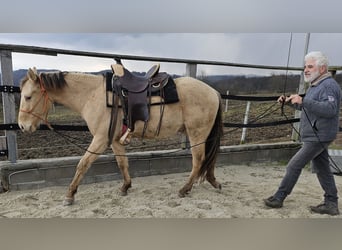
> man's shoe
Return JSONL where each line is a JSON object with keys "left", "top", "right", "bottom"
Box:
{"left": 310, "top": 202, "right": 340, "bottom": 216}
{"left": 264, "top": 196, "right": 283, "bottom": 208}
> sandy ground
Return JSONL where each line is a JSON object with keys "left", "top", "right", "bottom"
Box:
{"left": 0, "top": 164, "right": 341, "bottom": 218}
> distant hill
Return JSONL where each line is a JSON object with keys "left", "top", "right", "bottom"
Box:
{"left": 12, "top": 69, "right": 27, "bottom": 86}
{"left": 202, "top": 74, "right": 301, "bottom": 95}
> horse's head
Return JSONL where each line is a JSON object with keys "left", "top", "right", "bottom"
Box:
{"left": 18, "top": 67, "right": 53, "bottom": 133}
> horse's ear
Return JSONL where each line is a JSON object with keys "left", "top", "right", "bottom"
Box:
{"left": 28, "top": 67, "right": 38, "bottom": 82}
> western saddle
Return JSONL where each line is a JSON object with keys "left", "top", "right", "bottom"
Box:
{"left": 109, "top": 63, "right": 170, "bottom": 145}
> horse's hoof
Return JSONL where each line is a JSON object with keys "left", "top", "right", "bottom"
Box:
{"left": 0, "top": 181, "right": 8, "bottom": 193}
{"left": 0, "top": 186, "right": 7, "bottom": 193}
{"left": 63, "top": 197, "right": 74, "bottom": 206}
{"left": 208, "top": 179, "right": 222, "bottom": 190}
{"left": 178, "top": 189, "right": 189, "bottom": 198}
{"left": 120, "top": 190, "right": 128, "bottom": 196}
{"left": 119, "top": 187, "right": 128, "bottom": 196}
{"left": 179, "top": 185, "right": 192, "bottom": 198}
{"left": 119, "top": 183, "right": 131, "bottom": 196}
{"left": 178, "top": 192, "right": 186, "bottom": 198}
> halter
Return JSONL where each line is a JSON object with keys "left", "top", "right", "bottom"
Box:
{"left": 20, "top": 75, "right": 54, "bottom": 130}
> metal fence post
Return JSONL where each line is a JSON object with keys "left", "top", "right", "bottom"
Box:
{"left": 1, "top": 50, "right": 18, "bottom": 163}
{"left": 225, "top": 90, "right": 229, "bottom": 112}
{"left": 240, "top": 101, "right": 251, "bottom": 144}
{"left": 292, "top": 33, "right": 310, "bottom": 142}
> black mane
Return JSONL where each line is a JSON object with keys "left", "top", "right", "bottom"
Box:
{"left": 39, "top": 71, "right": 67, "bottom": 90}
{"left": 20, "top": 71, "right": 67, "bottom": 91}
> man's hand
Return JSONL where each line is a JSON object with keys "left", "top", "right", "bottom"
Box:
{"left": 285, "top": 94, "right": 303, "bottom": 104}
{"left": 277, "top": 95, "right": 286, "bottom": 103}
{"left": 277, "top": 94, "right": 303, "bottom": 105}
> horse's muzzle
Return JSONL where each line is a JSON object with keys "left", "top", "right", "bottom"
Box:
{"left": 18, "top": 122, "right": 37, "bottom": 133}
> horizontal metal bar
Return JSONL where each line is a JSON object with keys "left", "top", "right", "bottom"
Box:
{"left": 0, "top": 43, "right": 309, "bottom": 71}
{"left": 0, "top": 85, "right": 21, "bottom": 93}
{"left": 0, "top": 150, "right": 8, "bottom": 156}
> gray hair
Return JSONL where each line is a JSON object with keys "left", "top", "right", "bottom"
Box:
{"left": 305, "top": 51, "right": 329, "bottom": 67}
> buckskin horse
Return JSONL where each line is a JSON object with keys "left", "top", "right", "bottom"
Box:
{"left": 18, "top": 64, "right": 223, "bottom": 205}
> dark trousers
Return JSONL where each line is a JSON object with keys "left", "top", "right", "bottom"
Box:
{"left": 274, "top": 141, "right": 338, "bottom": 203}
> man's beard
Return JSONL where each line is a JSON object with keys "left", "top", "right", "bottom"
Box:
{"left": 304, "top": 70, "right": 320, "bottom": 83}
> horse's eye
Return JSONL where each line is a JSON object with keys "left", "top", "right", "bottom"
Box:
{"left": 24, "top": 96, "right": 32, "bottom": 101}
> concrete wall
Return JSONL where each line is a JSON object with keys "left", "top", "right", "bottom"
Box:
{"left": 0, "top": 142, "right": 301, "bottom": 191}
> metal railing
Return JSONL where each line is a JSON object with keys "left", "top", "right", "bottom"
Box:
{"left": 2, "top": 43, "right": 339, "bottom": 163}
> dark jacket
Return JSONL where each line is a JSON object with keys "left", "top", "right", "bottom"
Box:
{"left": 297, "top": 76, "right": 341, "bottom": 142}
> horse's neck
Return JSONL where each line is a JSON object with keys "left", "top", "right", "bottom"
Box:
{"left": 50, "top": 73, "right": 103, "bottom": 114}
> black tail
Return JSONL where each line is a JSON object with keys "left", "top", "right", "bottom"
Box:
{"left": 198, "top": 94, "right": 223, "bottom": 180}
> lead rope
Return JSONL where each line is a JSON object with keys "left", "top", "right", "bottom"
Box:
{"left": 280, "top": 33, "right": 301, "bottom": 137}
{"left": 281, "top": 33, "right": 293, "bottom": 116}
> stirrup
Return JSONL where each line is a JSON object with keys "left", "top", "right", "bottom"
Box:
{"left": 119, "top": 128, "right": 132, "bottom": 145}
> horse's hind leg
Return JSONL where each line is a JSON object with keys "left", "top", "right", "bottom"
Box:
{"left": 63, "top": 137, "right": 107, "bottom": 206}
{"left": 179, "top": 144, "right": 204, "bottom": 197}
{"left": 206, "top": 163, "right": 222, "bottom": 190}
{"left": 179, "top": 147, "right": 221, "bottom": 197}
{"left": 111, "top": 141, "right": 132, "bottom": 195}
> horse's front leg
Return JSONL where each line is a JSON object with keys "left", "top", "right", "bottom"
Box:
{"left": 63, "top": 137, "right": 107, "bottom": 206}
{"left": 111, "top": 141, "right": 131, "bottom": 195}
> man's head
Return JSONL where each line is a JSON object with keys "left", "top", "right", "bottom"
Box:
{"left": 304, "top": 51, "right": 329, "bottom": 83}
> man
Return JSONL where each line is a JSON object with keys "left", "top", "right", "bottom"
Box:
{"left": 264, "top": 51, "right": 341, "bottom": 216}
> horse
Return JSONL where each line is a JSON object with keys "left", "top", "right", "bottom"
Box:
{"left": 18, "top": 66, "right": 223, "bottom": 206}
